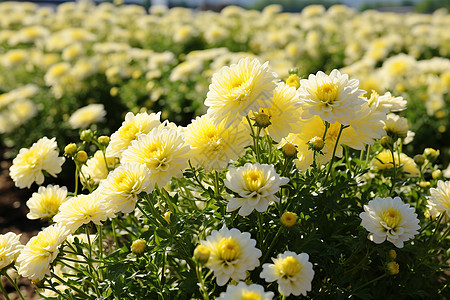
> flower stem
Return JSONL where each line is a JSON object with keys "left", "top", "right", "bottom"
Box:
{"left": 74, "top": 164, "right": 80, "bottom": 196}
{"left": 195, "top": 265, "right": 209, "bottom": 300}
{"left": 0, "top": 275, "right": 12, "bottom": 300}
{"left": 389, "top": 149, "right": 397, "bottom": 197}
{"left": 3, "top": 271, "right": 25, "bottom": 300}
{"left": 246, "top": 116, "right": 261, "bottom": 162}
{"left": 428, "top": 213, "right": 445, "bottom": 246}
{"left": 353, "top": 273, "right": 388, "bottom": 292}
{"left": 261, "top": 226, "right": 283, "bottom": 263}
{"left": 324, "top": 124, "right": 346, "bottom": 183}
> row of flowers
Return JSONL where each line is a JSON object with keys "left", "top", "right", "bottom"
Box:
{"left": 0, "top": 1, "right": 449, "bottom": 162}
{"left": 1, "top": 57, "right": 449, "bottom": 298}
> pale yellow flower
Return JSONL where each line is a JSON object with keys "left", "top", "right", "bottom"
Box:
{"left": 298, "top": 69, "right": 366, "bottom": 125}
{"left": 106, "top": 112, "right": 161, "bottom": 159}
{"left": 121, "top": 126, "right": 190, "bottom": 189}
{"left": 97, "top": 162, "right": 153, "bottom": 214}
{"left": 68, "top": 104, "right": 106, "bottom": 129}
{"left": 26, "top": 185, "right": 68, "bottom": 220}
{"left": 428, "top": 180, "right": 450, "bottom": 217}
{"left": 205, "top": 57, "right": 277, "bottom": 128}
{"left": 383, "top": 113, "right": 408, "bottom": 139}
{"left": 360, "top": 196, "right": 420, "bottom": 248}
{"left": 0, "top": 232, "right": 23, "bottom": 270}
{"left": 260, "top": 251, "right": 314, "bottom": 297}
{"left": 81, "top": 150, "right": 117, "bottom": 186}
{"left": 185, "top": 115, "right": 251, "bottom": 171}
{"left": 372, "top": 150, "right": 419, "bottom": 176}
{"left": 16, "top": 224, "right": 70, "bottom": 280}
{"left": 9, "top": 137, "right": 65, "bottom": 188}
{"left": 216, "top": 282, "right": 274, "bottom": 300}
{"left": 200, "top": 227, "right": 261, "bottom": 286}
{"left": 53, "top": 192, "right": 114, "bottom": 233}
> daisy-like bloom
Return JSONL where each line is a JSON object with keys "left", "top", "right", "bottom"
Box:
{"left": 185, "top": 115, "right": 251, "bottom": 171}
{"left": 121, "top": 126, "right": 190, "bottom": 189}
{"left": 53, "top": 191, "right": 114, "bottom": 233}
{"left": 368, "top": 91, "right": 406, "bottom": 113}
{"left": 106, "top": 111, "right": 161, "bottom": 159}
{"left": 260, "top": 251, "right": 314, "bottom": 297}
{"left": 97, "top": 162, "right": 153, "bottom": 214}
{"left": 383, "top": 113, "right": 408, "bottom": 140}
{"left": 81, "top": 150, "right": 117, "bottom": 186}
{"left": 68, "top": 104, "right": 106, "bottom": 129}
{"left": 372, "top": 150, "right": 419, "bottom": 177}
{"left": 258, "top": 82, "right": 303, "bottom": 142}
{"left": 16, "top": 224, "right": 70, "bottom": 280}
{"left": 0, "top": 232, "right": 23, "bottom": 270}
{"left": 428, "top": 180, "right": 450, "bottom": 217}
{"left": 26, "top": 185, "right": 68, "bottom": 220}
{"left": 298, "top": 69, "right": 366, "bottom": 125}
{"left": 216, "top": 282, "right": 274, "bottom": 300}
{"left": 224, "top": 163, "right": 289, "bottom": 216}
{"left": 9, "top": 137, "right": 65, "bottom": 189}
{"left": 205, "top": 57, "right": 277, "bottom": 129}
{"left": 359, "top": 196, "right": 420, "bottom": 248}
{"left": 200, "top": 226, "right": 261, "bottom": 286}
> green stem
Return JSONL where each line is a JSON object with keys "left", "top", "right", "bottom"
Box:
{"left": 324, "top": 124, "right": 346, "bottom": 183}
{"left": 196, "top": 265, "right": 209, "bottom": 300}
{"left": 389, "top": 149, "right": 397, "bottom": 197}
{"left": 188, "top": 161, "right": 208, "bottom": 193}
{"left": 213, "top": 171, "right": 220, "bottom": 198}
{"left": 0, "top": 275, "right": 12, "bottom": 300}
{"left": 257, "top": 213, "right": 265, "bottom": 251}
{"left": 111, "top": 219, "right": 119, "bottom": 249}
{"left": 261, "top": 227, "right": 283, "bottom": 263}
{"left": 85, "top": 226, "right": 101, "bottom": 297}
{"left": 428, "top": 213, "right": 445, "bottom": 246}
{"left": 3, "top": 271, "right": 24, "bottom": 300}
{"left": 97, "top": 225, "right": 103, "bottom": 260}
{"left": 439, "top": 223, "right": 450, "bottom": 243}
{"left": 74, "top": 164, "right": 80, "bottom": 196}
{"left": 246, "top": 116, "right": 261, "bottom": 162}
{"left": 353, "top": 273, "right": 388, "bottom": 292}
{"left": 49, "top": 272, "right": 91, "bottom": 298}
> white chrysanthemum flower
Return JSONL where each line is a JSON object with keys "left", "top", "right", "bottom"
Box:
{"left": 97, "top": 162, "right": 153, "bottom": 214}
{"left": 258, "top": 82, "right": 303, "bottom": 142}
{"left": 298, "top": 69, "right": 366, "bottom": 125}
{"left": 106, "top": 111, "right": 161, "bottom": 159}
{"left": 53, "top": 192, "right": 114, "bottom": 233}
{"left": 205, "top": 57, "right": 277, "bottom": 129}
{"left": 68, "top": 104, "right": 106, "bottom": 129}
{"left": 216, "top": 281, "right": 274, "bottom": 300}
{"left": 368, "top": 91, "right": 406, "bottom": 113}
{"left": 260, "top": 251, "right": 314, "bottom": 297}
{"left": 16, "top": 224, "right": 70, "bottom": 280}
{"left": 26, "top": 185, "right": 68, "bottom": 220}
{"left": 224, "top": 163, "right": 289, "bottom": 216}
{"left": 81, "top": 150, "right": 117, "bottom": 186}
{"left": 9, "top": 137, "right": 65, "bottom": 189}
{"left": 383, "top": 113, "right": 408, "bottom": 139}
{"left": 44, "top": 62, "right": 71, "bottom": 86}
{"left": 0, "top": 232, "right": 24, "bottom": 270}
{"left": 200, "top": 227, "right": 261, "bottom": 286}
{"left": 360, "top": 196, "right": 420, "bottom": 248}
{"left": 185, "top": 115, "right": 251, "bottom": 171}
{"left": 121, "top": 126, "right": 190, "bottom": 189}
{"left": 428, "top": 180, "right": 450, "bottom": 217}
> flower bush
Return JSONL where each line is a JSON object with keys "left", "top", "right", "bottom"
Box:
{"left": 1, "top": 57, "right": 449, "bottom": 299}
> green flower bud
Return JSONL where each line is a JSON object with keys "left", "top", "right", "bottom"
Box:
{"left": 64, "top": 143, "right": 77, "bottom": 156}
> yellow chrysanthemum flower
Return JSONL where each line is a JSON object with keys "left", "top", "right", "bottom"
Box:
{"left": 428, "top": 180, "right": 450, "bottom": 217}
{"left": 68, "top": 104, "right": 106, "bottom": 129}
{"left": 216, "top": 282, "right": 274, "bottom": 300}
{"left": 205, "top": 57, "right": 277, "bottom": 129}
{"left": 0, "top": 232, "right": 23, "bottom": 270}
{"left": 26, "top": 185, "right": 68, "bottom": 220}
{"left": 16, "top": 224, "right": 70, "bottom": 280}
{"left": 185, "top": 115, "right": 251, "bottom": 171}
{"left": 9, "top": 137, "right": 65, "bottom": 189}
{"left": 81, "top": 150, "right": 117, "bottom": 186}
{"left": 372, "top": 150, "right": 419, "bottom": 176}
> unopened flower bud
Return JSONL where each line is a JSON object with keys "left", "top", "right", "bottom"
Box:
{"left": 387, "top": 261, "right": 399, "bottom": 275}
{"left": 380, "top": 136, "right": 394, "bottom": 150}
{"left": 75, "top": 151, "right": 88, "bottom": 164}
{"left": 286, "top": 74, "right": 300, "bottom": 89}
{"left": 80, "top": 129, "right": 94, "bottom": 142}
{"left": 194, "top": 245, "right": 210, "bottom": 264}
{"left": 281, "top": 142, "right": 298, "bottom": 158}
{"left": 432, "top": 170, "right": 443, "bottom": 180}
{"left": 131, "top": 239, "right": 146, "bottom": 255}
{"left": 163, "top": 211, "right": 171, "bottom": 223}
{"left": 419, "top": 181, "right": 430, "bottom": 188}
{"left": 307, "top": 136, "right": 324, "bottom": 152}
{"left": 98, "top": 136, "right": 110, "bottom": 146}
{"left": 254, "top": 112, "right": 271, "bottom": 128}
{"left": 64, "top": 143, "right": 77, "bottom": 156}
{"left": 388, "top": 250, "right": 397, "bottom": 260}
{"left": 424, "top": 148, "right": 439, "bottom": 163}
{"left": 281, "top": 211, "right": 298, "bottom": 228}
{"left": 413, "top": 154, "right": 425, "bottom": 166}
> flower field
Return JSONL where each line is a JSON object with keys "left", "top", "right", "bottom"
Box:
{"left": 1, "top": 1, "right": 450, "bottom": 299}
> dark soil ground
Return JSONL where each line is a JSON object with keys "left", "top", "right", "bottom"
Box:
{"left": 1, "top": 155, "right": 44, "bottom": 300}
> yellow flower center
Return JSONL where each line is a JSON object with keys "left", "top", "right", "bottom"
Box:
{"left": 51, "top": 64, "right": 68, "bottom": 77}
{"left": 24, "top": 27, "right": 40, "bottom": 38}
{"left": 280, "top": 256, "right": 302, "bottom": 278}
{"left": 316, "top": 82, "right": 338, "bottom": 104}
{"left": 23, "top": 149, "right": 39, "bottom": 167}
{"left": 241, "top": 291, "right": 261, "bottom": 300}
{"left": 9, "top": 52, "right": 25, "bottom": 63}
{"left": 230, "top": 79, "right": 251, "bottom": 102}
{"left": 243, "top": 169, "right": 264, "bottom": 192}
{"left": 219, "top": 237, "right": 241, "bottom": 262}
{"left": 112, "top": 171, "right": 134, "bottom": 193}
{"left": 119, "top": 122, "right": 140, "bottom": 140}
{"left": 382, "top": 207, "right": 402, "bottom": 229}
{"left": 145, "top": 143, "right": 168, "bottom": 170}
{"left": 40, "top": 195, "right": 63, "bottom": 216}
